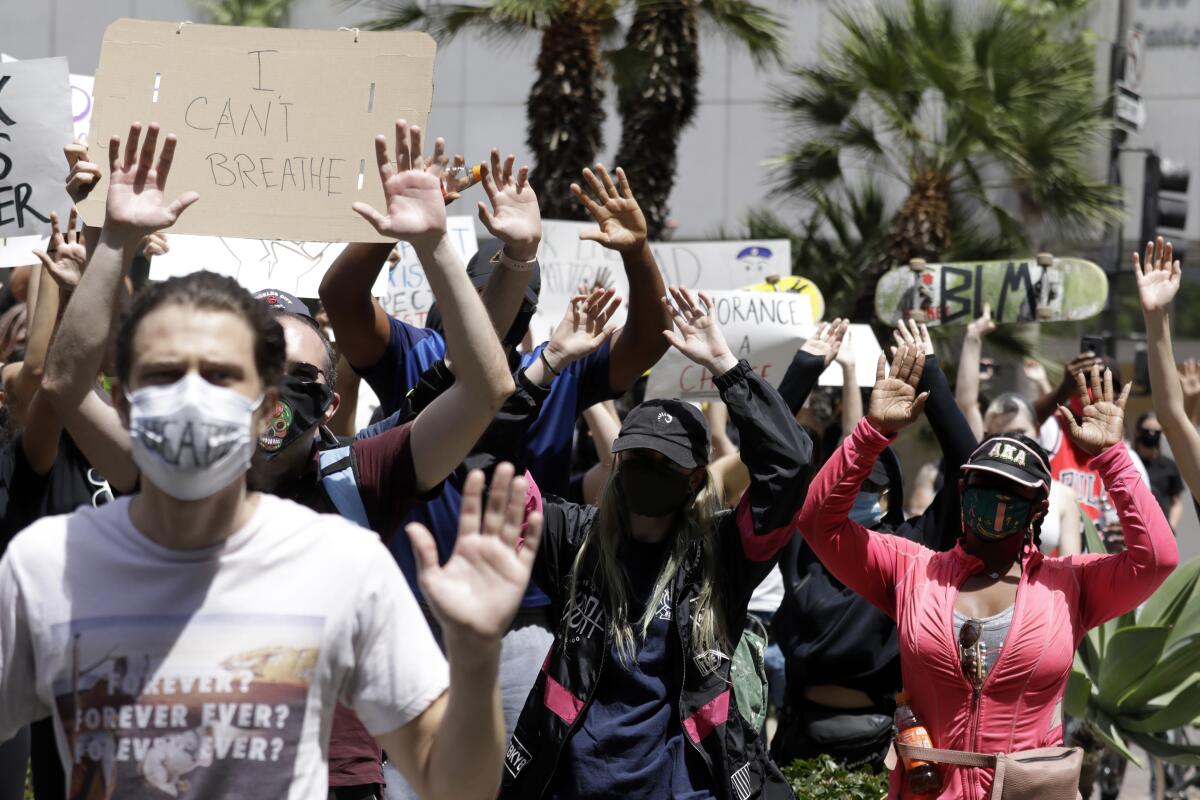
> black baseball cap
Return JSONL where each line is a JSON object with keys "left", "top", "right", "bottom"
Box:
{"left": 253, "top": 288, "right": 311, "bottom": 318}
{"left": 962, "top": 435, "right": 1052, "bottom": 493}
{"left": 611, "top": 398, "right": 710, "bottom": 469}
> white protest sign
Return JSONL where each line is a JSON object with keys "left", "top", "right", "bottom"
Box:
{"left": 0, "top": 234, "right": 45, "bottom": 267}
{"left": 78, "top": 20, "right": 436, "bottom": 242}
{"left": 644, "top": 290, "right": 814, "bottom": 401}
{"left": 149, "top": 217, "right": 477, "bottom": 303}
{"left": 2, "top": 54, "right": 94, "bottom": 144}
{"left": 0, "top": 57, "right": 73, "bottom": 248}
{"left": 530, "top": 221, "right": 792, "bottom": 342}
{"left": 816, "top": 324, "right": 885, "bottom": 388}
{"left": 379, "top": 217, "right": 478, "bottom": 325}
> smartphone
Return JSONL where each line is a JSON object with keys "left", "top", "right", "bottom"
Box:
{"left": 1080, "top": 335, "right": 1106, "bottom": 358}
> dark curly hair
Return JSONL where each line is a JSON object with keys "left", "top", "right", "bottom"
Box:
{"left": 116, "top": 271, "right": 286, "bottom": 390}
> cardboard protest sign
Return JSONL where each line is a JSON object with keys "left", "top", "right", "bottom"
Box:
{"left": 529, "top": 221, "right": 792, "bottom": 342}
{"left": 0, "top": 57, "right": 73, "bottom": 245}
{"left": 78, "top": 19, "right": 436, "bottom": 242}
{"left": 644, "top": 289, "right": 814, "bottom": 401}
{"left": 149, "top": 217, "right": 477, "bottom": 304}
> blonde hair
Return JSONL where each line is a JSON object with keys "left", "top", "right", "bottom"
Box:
{"left": 563, "top": 468, "right": 729, "bottom": 666}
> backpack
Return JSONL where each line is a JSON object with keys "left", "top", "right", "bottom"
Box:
{"left": 732, "top": 614, "right": 771, "bottom": 732}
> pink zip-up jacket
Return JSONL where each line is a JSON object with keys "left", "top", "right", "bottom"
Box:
{"left": 796, "top": 418, "right": 1179, "bottom": 800}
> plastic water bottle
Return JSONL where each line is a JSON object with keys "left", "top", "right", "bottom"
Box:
{"left": 895, "top": 691, "right": 941, "bottom": 795}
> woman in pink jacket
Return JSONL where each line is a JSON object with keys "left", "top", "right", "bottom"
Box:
{"left": 796, "top": 344, "right": 1178, "bottom": 799}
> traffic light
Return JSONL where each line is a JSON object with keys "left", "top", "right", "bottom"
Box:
{"left": 1141, "top": 152, "right": 1190, "bottom": 245}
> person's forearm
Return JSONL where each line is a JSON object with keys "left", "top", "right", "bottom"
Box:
{"left": 608, "top": 243, "right": 670, "bottom": 391}
{"left": 424, "top": 638, "right": 504, "bottom": 800}
{"left": 42, "top": 229, "right": 135, "bottom": 409}
{"left": 778, "top": 350, "right": 826, "bottom": 416}
{"left": 920, "top": 356, "right": 977, "bottom": 474}
{"left": 319, "top": 241, "right": 394, "bottom": 369}
{"left": 1146, "top": 309, "right": 1190, "bottom": 434}
{"left": 480, "top": 257, "right": 535, "bottom": 341}
{"left": 583, "top": 401, "right": 621, "bottom": 467}
{"left": 955, "top": 333, "right": 985, "bottom": 440}
{"left": 840, "top": 364, "right": 862, "bottom": 436}
{"left": 1169, "top": 495, "right": 1184, "bottom": 530}
{"left": 415, "top": 235, "right": 514, "bottom": 409}
{"left": 1034, "top": 378, "right": 1074, "bottom": 425}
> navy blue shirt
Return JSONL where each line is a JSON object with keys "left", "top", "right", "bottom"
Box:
{"left": 552, "top": 539, "right": 714, "bottom": 799}
{"left": 358, "top": 317, "right": 617, "bottom": 605}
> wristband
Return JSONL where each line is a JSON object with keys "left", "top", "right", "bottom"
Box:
{"left": 540, "top": 349, "right": 562, "bottom": 377}
{"left": 500, "top": 248, "right": 538, "bottom": 272}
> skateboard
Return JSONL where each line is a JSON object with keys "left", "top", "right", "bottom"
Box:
{"left": 743, "top": 274, "right": 826, "bottom": 323}
{"left": 873, "top": 254, "right": 1107, "bottom": 327}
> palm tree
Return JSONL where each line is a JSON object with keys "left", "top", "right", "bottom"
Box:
{"left": 197, "top": 0, "right": 291, "bottom": 26}
{"left": 610, "top": 0, "right": 784, "bottom": 237}
{"left": 771, "top": 0, "right": 1122, "bottom": 320}
{"left": 362, "top": 0, "right": 785, "bottom": 225}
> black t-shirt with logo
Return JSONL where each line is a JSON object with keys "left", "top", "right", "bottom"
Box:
{"left": 0, "top": 433, "right": 115, "bottom": 553}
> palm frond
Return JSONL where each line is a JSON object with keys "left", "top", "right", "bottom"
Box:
{"left": 696, "top": 0, "right": 787, "bottom": 66}
{"left": 361, "top": 0, "right": 555, "bottom": 39}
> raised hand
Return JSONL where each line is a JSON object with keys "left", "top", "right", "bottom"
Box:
{"left": 1023, "top": 358, "right": 1052, "bottom": 395}
{"left": 966, "top": 303, "right": 995, "bottom": 340}
{"left": 1058, "top": 364, "right": 1131, "bottom": 455}
{"left": 662, "top": 286, "right": 737, "bottom": 376}
{"left": 834, "top": 326, "right": 856, "bottom": 369}
{"left": 352, "top": 120, "right": 446, "bottom": 245}
{"left": 64, "top": 140, "right": 102, "bottom": 204}
{"left": 800, "top": 318, "right": 849, "bottom": 367}
{"left": 1180, "top": 358, "right": 1200, "bottom": 403}
{"left": 477, "top": 149, "right": 541, "bottom": 261}
{"left": 407, "top": 464, "right": 542, "bottom": 646}
{"left": 544, "top": 287, "right": 622, "bottom": 369}
{"left": 867, "top": 344, "right": 930, "bottom": 434}
{"left": 1134, "top": 236, "right": 1182, "bottom": 314}
{"left": 104, "top": 122, "right": 198, "bottom": 237}
{"left": 427, "top": 137, "right": 479, "bottom": 203}
{"left": 140, "top": 232, "right": 170, "bottom": 257}
{"left": 571, "top": 165, "right": 648, "bottom": 253}
{"left": 33, "top": 209, "right": 87, "bottom": 291}
{"left": 893, "top": 317, "right": 935, "bottom": 357}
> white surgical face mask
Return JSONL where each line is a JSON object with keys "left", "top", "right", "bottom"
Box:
{"left": 128, "top": 373, "right": 262, "bottom": 501}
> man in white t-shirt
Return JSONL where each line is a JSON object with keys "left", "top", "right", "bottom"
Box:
{"left": 0, "top": 122, "right": 539, "bottom": 799}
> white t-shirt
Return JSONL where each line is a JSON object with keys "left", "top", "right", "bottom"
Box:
{"left": 0, "top": 494, "right": 448, "bottom": 799}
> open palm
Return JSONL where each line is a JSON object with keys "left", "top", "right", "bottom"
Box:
{"left": 1059, "top": 365, "right": 1130, "bottom": 455}
{"left": 353, "top": 120, "right": 447, "bottom": 244}
{"left": 548, "top": 287, "right": 622, "bottom": 363}
{"left": 34, "top": 209, "right": 87, "bottom": 290}
{"left": 801, "top": 318, "right": 849, "bottom": 367}
{"left": 408, "top": 465, "right": 542, "bottom": 644}
{"left": 867, "top": 344, "right": 929, "bottom": 434}
{"left": 1134, "top": 236, "right": 1181, "bottom": 313}
{"left": 572, "top": 165, "right": 647, "bottom": 253}
{"left": 662, "top": 286, "right": 736, "bottom": 375}
{"left": 478, "top": 149, "right": 540, "bottom": 253}
{"left": 105, "top": 123, "right": 198, "bottom": 235}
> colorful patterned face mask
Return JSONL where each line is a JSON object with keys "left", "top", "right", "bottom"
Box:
{"left": 961, "top": 485, "right": 1033, "bottom": 542}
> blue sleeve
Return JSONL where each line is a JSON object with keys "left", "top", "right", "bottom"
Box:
{"left": 355, "top": 317, "right": 440, "bottom": 416}
{"left": 567, "top": 338, "right": 617, "bottom": 414}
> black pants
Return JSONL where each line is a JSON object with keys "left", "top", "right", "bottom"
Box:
{"left": 328, "top": 784, "right": 382, "bottom": 800}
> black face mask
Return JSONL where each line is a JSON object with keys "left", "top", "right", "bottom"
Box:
{"left": 1139, "top": 429, "right": 1162, "bottom": 449}
{"left": 617, "top": 459, "right": 695, "bottom": 517}
{"left": 258, "top": 376, "right": 335, "bottom": 459}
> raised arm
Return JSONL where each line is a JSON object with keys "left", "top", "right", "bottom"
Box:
{"left": 475, "top": 149, "right": 541, "bottom": 338}
{"left": 381, "top": 465, "right": 543, "bottom": 800}
{"left": 954, "top": 304, "right": 994, "bottom": 440}
{"left": 350, "top": 122, "right": 515, "bottom": 493}
{"left": 1056, "top": 364, "right": 1178, "bottom": 628}
{"left": 42, "top": 124, "right": 197, "bottom": 493}
{"left": 1135, "top": 237, "right": 1200, "bottom": 498}
{"left": 777, "top": 318, "right": 849, "bottom": 415}
{"left": 795, "top": 345, "right": 930, "bottom": 617}
{"left": 836, "top": 326, "right": 861, "bottom": 437}
{"left": 570, "top": 165, "right": 670, "bottom": 393}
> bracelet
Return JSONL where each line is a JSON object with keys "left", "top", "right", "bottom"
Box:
{"left": 500, "top": 248, "right": 538, "bottom": 272}
{"left": 540, "top": 349, "right": 562, "bottom": 377}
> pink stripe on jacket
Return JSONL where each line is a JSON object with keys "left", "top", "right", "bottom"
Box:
{"left": 796, "top": 418, "right": 1179, "bottom": 800}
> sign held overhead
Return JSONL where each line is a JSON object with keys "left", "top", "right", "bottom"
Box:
{"left": 78, "top": 19, "right": 436, "bottom": 242}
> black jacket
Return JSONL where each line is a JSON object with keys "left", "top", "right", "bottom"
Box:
{"left": 773, "top": 350, "right": 976, "bottom": 706}
{"left": 501, "top": 362, "right": 812, "bottom": 800}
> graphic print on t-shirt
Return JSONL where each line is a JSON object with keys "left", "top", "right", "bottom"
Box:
{"left": 50, "top": 613, "right": 321, "bottom": 799}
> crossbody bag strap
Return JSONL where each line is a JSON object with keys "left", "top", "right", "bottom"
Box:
{"left": 897, "top": 743, "right": 997, "bottom": 769}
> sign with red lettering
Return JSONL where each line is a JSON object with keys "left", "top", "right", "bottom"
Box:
{"left": 78, "top": 19, "right": 435, "bottom": 242}
{"left": 0, "top": 57, "right": 73, "bottom": 243}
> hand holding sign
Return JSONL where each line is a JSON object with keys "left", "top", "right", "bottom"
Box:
{"left": 104, "top": 122, "right": 199, "bottom": 240}
{"left": 64, "top": 140, "right": 101, "bottom": 204}
{"left": 571, "top": 165, "right": 647, "bottom": 254}
{"left": 477, "top": 149, "right": 540, "bottom": 261}
{"left": 352, "top": 120, "right": 445, "bottom": 247}
{"left": 663, "top": 287, "right": 738, "bottom": 377}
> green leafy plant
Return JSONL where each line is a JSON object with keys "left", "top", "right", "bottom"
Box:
{"left": 784, "top": 756, "right": 889, "bottom": 799}
{"left": 196, "top": 0, "right": 290, "bottom": 26}
{"left": 1066, "top": 515, "right": 1200, "bottom": 773}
